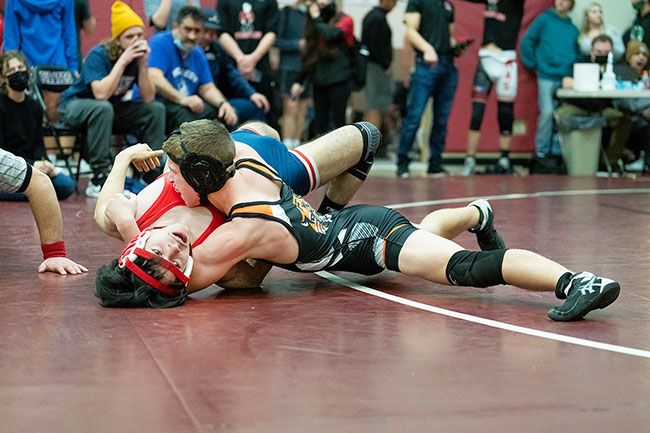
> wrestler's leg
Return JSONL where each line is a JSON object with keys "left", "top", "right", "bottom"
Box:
{"left": 295, "top": 124, "right": 377, "bottom": 212}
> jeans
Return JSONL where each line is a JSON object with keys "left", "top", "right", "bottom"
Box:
{"left": 59, "top": 99, "right": 166, "bottom": 173}
{"left": 397, "top": 56, "right": 459, "bottom": 170}
{"left": 535, "top": 78, "right": 562, "bottom": 156}
{"left": 229, "top": 97, "right": 265, "bottom": 123}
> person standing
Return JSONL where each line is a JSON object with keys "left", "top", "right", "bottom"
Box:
{"left": 0, "top": 51, "right": 75, "bottom": 201}
{"left": 3, "top": 0, "right": 78, "bottom": 72}
{"left": 276, "top": 0, "right": 309, "bottom": 149}
{"left": 520, "top": 0, "right": 578, "bottom": 173}
{"left": 361, "top": 0, "right": 397, "bottom": 152}
{"left": 145, "top": 0, "right": 200, "bottom": 32}
{"left": 624, "top": 0, "right": 650, "bottom": 48}
{"left": 75, "top": 0, "right": 96, "bottom": 66}
{"left": 396, "top": 0, "right": 459, "bottom": 178}
{"left": 578, "top": 2, "right": 624, "bottom": 59}
{"left": 199, "top": 8, "right": 269, "bottom": 124}
{"left": 59, "top": 1, "right": 166, "bottom": 197}
{"left": 460, "top": 0, "right": 524, "bottom": 176}
{"left": 217, "top": 0, "right": 281, "bottom": 130}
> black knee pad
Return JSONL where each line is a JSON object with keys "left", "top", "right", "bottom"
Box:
{"left": 470, "top": 101, "right": 486, "bottom": 131}
{"left": 445, "top": 250, "right": 507, "bottom": 288}
{"left": 497, "top": 102, "right": 514, "bottom": 136}
{"left": 348, "top": 121, "right": 381, "bottom": 181}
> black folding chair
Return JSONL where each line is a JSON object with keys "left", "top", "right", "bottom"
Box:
{"left": 31, "top": 65, "right": 88, "bottom": 191}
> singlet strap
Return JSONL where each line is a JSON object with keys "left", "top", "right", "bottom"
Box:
{"left": 235, "top": 158, "right": 282, "bottom": 182}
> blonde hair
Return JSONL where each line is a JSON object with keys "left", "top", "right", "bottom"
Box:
{"left": 580, "top": 2, "right": 604, "bottom": 36}
{"left": 163, "top": 119, "right": 235, "bottom": 166}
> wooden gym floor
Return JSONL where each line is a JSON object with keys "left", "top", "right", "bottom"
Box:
{"left": 1, "top": 173, "right": 649, "bottom": 432}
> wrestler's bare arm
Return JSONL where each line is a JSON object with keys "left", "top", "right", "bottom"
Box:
{"left": 94, "top": 144, "right": 163, "bottom": 240}
{"left": 218, "top": 259, "right": 273, "bottom": 289}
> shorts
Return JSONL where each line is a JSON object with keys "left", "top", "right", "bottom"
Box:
{"left": 472, "top": 49, "right": 518, "bottom": 102}
{"left": 364, "top": 62, "right": 394, "bottom": 111}
{"left": 279, "top": 69, "right": 310, "bottom": 100}
{"left": 231, "top": 129, "right": 319, "bottom": 195}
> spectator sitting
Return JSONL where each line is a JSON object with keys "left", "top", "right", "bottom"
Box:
{"left": 143, "top": 6, "right": 238, "bottom": 134}
{"left": 614, "top": 40, "right": 650, "bottom": 172}
{"left": 578, "top": 2, "right": 625, "bottom": 59}
{"left": 58, "top": 1, "right": 166, "bottom": 198}
{"left": 0, "top": 51, "right": 75, "bottom": 201}
{"left": 555, "top": 35, "right": 632, "bottom": 171}
{"left": 199, "top": 8, "right": 269, "bottom": 124}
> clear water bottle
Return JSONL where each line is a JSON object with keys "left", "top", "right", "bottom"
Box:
{"left": 600, "top": 52, "right": 616, "bottom": 90}
{"left": 643, "top": 70, "right": 650, "bottom": 89}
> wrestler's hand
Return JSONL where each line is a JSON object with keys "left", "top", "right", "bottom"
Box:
{"left": 105, "top": 193, "right": 140, "bottom": 241}
{"left": 38, "top": 257, "right": 88, "bottom": 275}
{"left": 118, "top": 143, "right": 164, "bottom": 172}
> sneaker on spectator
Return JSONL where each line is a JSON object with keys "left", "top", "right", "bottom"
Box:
{"left": 426, "top": 165, "right": 448, "bottom": 178}
{"left": 485, "top": 156, "right": 514, "bottom": 174}
{"left": 396, "top": 160, "right": 410, "bottom": 178}
{"left": 467, "top": 199, "right": 506, "bottom": 250}
{"left": 462, "top": 156, "right": 477, "bottom": 176}
{"left": 548, "top": 272, "right": 620, "bottom": 321}
{"left": 625, "top": 152, "right": 646, "bottom": 172}
{"left": 85, "top": 170, "right": 108, "bottom": 198}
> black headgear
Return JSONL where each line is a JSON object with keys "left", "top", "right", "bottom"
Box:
{"left": 168, "top": 127, "right": 235, "bottom": 204}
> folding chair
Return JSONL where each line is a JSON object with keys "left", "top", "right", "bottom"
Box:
{"left": 31, "top": 65, "right": 88, "bottom": 191}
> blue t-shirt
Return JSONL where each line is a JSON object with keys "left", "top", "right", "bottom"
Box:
{"left": 61, "top": 44, "right": 139, "bottom": 106}
{"left": 142, "top": 31, "right": 212, "bottom": 99}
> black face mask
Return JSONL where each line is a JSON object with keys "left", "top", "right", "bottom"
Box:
{"left": 320, "top": 3, "right": 337, "bottom": 22}
{"left": 594, "top": 55, "right": 609, "bottom": 65}
{"left": 7, "top": 70, "right": 30, "bottom": 92}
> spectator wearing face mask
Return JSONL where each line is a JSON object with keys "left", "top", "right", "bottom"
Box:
{"left": 143, "top": 6, "right": 238, "bottom": 134}
{"left": 555, "top": 35, "right": 633, "bottom": 171}
{"left": 0, "top": 51, "right": 76, "bottom": 201}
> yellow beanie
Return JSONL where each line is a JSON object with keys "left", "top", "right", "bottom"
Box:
{"left": 111, "top": 1, "right": 145, "bottom": 39}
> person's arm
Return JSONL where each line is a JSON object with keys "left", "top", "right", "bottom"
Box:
{"left": 63, "top": 0, "right": 79, "bottom": 72}
{"left": 217, "top": 43, "right": 257, "bottom": 98}
{"left": 199, "top": 82, "right": 238, "bottom": 126}
{"left": 94, "top": 144, "right": 163, "bottom": 239}
{"left": 520, "top": 16, "right": 543, "bottom": 70}
{"left": 91, "top": 40, "right": 150, "bottom": 100}
{"left": 249, "top": 32, "right": 277, "bottom": 67}
{"left": 21, "top": 169, "right": 87, "bottom": 274}
{"left": 2, "top": 0, "right": 20, "bottom": 51}
{"left": 217, "top": 259, "right": 272, "bottom": 289}
{"left": 219, "top": 33, "right": 247, "bottom": 67}
{"left": 404, "top": 12, "right": 438, "bottom": 66}
{"left": 147, "top": 0, "right": 173, "bottom": 31}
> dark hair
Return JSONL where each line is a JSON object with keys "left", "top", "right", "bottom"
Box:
{"left": 301, "top": 10, "right": 342, "bottom": 75}
{"left": 592, "top": 34, "right": 614, "bottom": 48}
{"left": 95, "top": 258, "right": 188, "bottom": 308}
{"left": 176, "top": 6, "right": 204, "bottom": 25}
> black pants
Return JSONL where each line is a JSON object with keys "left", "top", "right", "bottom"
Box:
{"left": 312, "top": 80, "right": 352, "bottom": 136}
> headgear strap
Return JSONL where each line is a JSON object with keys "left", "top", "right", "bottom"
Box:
{"left": 118, "top": 228, "right": 193, "bottom": 296}
{"left": 168, "top": 127, "right": 235, "bottom": 204}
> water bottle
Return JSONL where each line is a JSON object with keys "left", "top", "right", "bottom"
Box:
{"left": 600, "top": 52, "right": 616, "bottom": 91}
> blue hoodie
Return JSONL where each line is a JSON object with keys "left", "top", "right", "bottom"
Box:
{"left": 520, "top": 8, "right": 578, "bottom": 81}
{"left": 3, "top": 0, "right": 78, "bottom": 72}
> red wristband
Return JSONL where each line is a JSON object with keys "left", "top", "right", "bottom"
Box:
{"left": 41, "top": 241, "right": 67, "bottom": 260}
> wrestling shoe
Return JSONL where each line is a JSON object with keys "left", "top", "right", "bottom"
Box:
{"left": 468, "top": 199, "right": 506, "bottom": 251}
{"left": 548, "top": 272, "right": 620, "bottom": 321}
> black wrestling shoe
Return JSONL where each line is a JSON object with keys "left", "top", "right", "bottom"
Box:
{"left": 468, "top": 199, "right": 506, "bottom": 251}
{"left": 548, "top": 272, "right": 620, "bottom": 322}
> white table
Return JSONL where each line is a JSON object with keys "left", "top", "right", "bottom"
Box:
{"left": 554, "top": 88, "right": 650, "bottom": 175}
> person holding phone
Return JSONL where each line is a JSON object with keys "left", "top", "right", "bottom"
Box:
{"left": 59, "top": 1, "right": 166, "bottom": 198}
